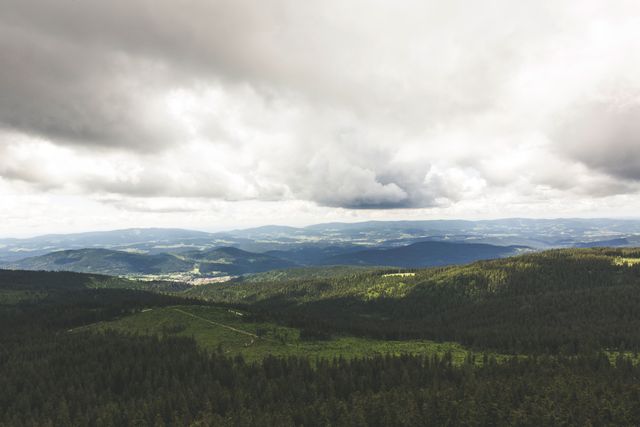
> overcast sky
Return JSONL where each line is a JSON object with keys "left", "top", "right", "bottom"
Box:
{"left": 2, "top": 0, "right": 640, "bottom": 236}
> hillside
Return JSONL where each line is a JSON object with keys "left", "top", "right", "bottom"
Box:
{"left": 7, "top": 248, "right": 193, "bottom": 275}
{"left": 179, "top": 247, "right": 298, "bottom": 274}
{"left": 187, "top": 248, "right": 640, "bottom": 353}
{"left": 6, "top": 252, "right": 640, "bottom": 425}
{"left": 6, "top": 247, "right": 297, "bottom": 276}
{"left": 3, "top": 241, "right": 527, "bottom": 277}
{"left": 0, "top": 228, "right": 222, "bottom": 262}
{"left": 0, "top": 268, "right": 191, "bottom": 294}
{"left": 318, "top": 241, "right": 526, "bottom": 267}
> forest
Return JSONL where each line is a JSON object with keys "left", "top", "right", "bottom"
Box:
{"left": 188, "top": 248, "right": 640, "bottom": 353}
{"left": 3, "top": 248, "right": 640, "bottom": 425}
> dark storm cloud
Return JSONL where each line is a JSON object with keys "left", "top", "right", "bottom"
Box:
{"left": 554, "top": 99, "right": 640, "bottom": 182}
{"left": 320, "top": 167, "right": 457, "bottom": 210}
{"left": 0, "top": 0, "right": 283, "bottom": 151}
{"left": 0, "top": 22, "right": 181, "bottom": 150}
{"left": 0, "top": 0, "right": 536, "bottom": 151}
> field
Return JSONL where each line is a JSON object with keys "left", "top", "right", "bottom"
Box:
{"left": 614, "top": 257, "right": 640, "bottom": 267}
{"left": 80, "top": 305, "right": 483, "bottom": 363}
{"left": 0, "top": 289, "right": 47, "bottom": 304}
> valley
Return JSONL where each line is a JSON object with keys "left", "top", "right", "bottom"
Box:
{"left": 4, "top": 242, "right": 640, "bottom": 425}
{"left": 4, "top": 219, "right": 640, "bottom": 282}
{"left": 4, "top": 2, "right": 640, "bottom": 423}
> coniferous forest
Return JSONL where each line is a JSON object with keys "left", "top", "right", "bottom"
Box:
{"left": 5, "top": 0, "right": 640, "bottom": 424}
{"left": 4, "top": 249, "right": 640, "bottom": 426}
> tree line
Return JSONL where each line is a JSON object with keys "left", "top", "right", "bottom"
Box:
{"left": 3, "top": 330, "right": 640, "bottom": 426}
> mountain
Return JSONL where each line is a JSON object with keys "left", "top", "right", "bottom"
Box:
{"left": 317, "top": 241, "right": 526, "bottom": 267}
{"left": 302, "top": 218, "right": 640, "bottom": 248}
{"left": 5, "top": 247, "right": 297, "bottom": 276}
{"left": 7, "top": 249, "right": 193, "bottom": 275}
{"left": 225, "top": 225, "right": 313, "bottom": 240}
{"left": 5, "top": 241, "right": 525, "bottom": 275}
{"left": 9, "top": 262, "right": 640, "bottom": 427}
{"left": 3, "top": 218, "right": 640, "bottom": 264}
{"left": 188, "top": 247, "right": 640, "bottom": 353}
{"left": 576, "top": 237, "right": 631, "bottom": 248}
{"left": 2, "top": 227, "right": 213, "bottom": 248}
{"left": 0, "top": 228, "right": 223, "bottom": 262}
{"left": 264, "top": 245, "right": 365, "bottom": 265}
{"left": 179, "top": 247, "right": 298, "bottom": 274}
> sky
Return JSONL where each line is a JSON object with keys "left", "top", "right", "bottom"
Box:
{"left": 1, "top": 0, "right": 640, "bottom": 237}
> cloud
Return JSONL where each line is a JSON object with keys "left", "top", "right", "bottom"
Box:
{"left": 1, "top": 0, "right": 640, "bottom": 224}
{"left": 98, "top": 196, "right": 215, "bottom": 214}
{"left": 0, "top": 24, "right": 183, "bottom": 151}
{"left": 553, "top": 95, "right": 640, "bottom": 181}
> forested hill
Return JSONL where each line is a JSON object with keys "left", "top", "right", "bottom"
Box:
{"left": 6, "top": 247, "right": 297, "bottom": 276}
{"left": 5, "top": 251, "right": 640, "bottom": 425}
{"left": 3, "top": 241, "right": 530, "bottom": 277}
{"left": 317, "top": 240, "right": 524, "bottom": 267}
{"left": 189, "top": 248, "right": 640, "bottom": 353}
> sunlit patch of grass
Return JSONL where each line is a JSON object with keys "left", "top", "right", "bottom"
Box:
{"left": 613, "top": 257, "right": 640, "bottom": 267}
{"left": 363, "top": 281, "right": 412, "bottom": 300}
{"left": 604, "top": 350, "right": 640, "bottom": 365}
{"left": 382, "top": 273, "right": 416, "bottom": 278}
{"left": 79, "top": 305, "right": 506, "bottom": 364}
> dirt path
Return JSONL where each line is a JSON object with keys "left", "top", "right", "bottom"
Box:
{"left": 172, "top": 308, "right": 258, "bottom": 339}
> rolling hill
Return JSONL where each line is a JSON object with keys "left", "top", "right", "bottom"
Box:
{"left": 0, "top": 228, "right": 223, "bottom": 262}
{"left": 7, "top": 248, "right": 193, "bottom": 275}
{"left": 6, "top": 249, "right": 640, "bottom": 426}
{"left": 187, "top": 248, "right": 640, "bottom": 353}
{"left": 317, "top": 241, "right": 526, "bottom": 267}
{"left": 4, "top": 241, "right": 529, "bottom": 276}
{"left": 4, "top": 218, "right": 640, "bottom": 263}
{"left": 5, "top": 247, "right": 297, "bottom": 276}
{"left": 178, "top": 247, "right": 298, "bottom": 274}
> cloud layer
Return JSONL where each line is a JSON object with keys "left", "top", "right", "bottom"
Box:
{"left": 2, "top": 0, "right": 640, "bottom": 234}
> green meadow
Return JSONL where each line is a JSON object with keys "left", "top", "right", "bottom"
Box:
{"left": 80, "top": 304, "right": 483, "bottom": 364}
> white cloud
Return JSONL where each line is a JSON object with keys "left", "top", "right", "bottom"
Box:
{"left": 2, "top": 0, "right": 640, "bottom": 234}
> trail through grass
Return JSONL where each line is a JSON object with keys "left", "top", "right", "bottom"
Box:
{"left": 80, "top": 305, "right": 497, "bottom": 364}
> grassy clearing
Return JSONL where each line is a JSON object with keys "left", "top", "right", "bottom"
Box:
{"left": 80, "top": 305, "right": 491, "bottom": 364}
{"left": 604, "top": 350, "right": 640, "bottom": 365}
{"left": 614, "top": 257, "right": 640, "bottom": 267}
{"left": 382, "top": 272, "right": 416, "bottom": 278}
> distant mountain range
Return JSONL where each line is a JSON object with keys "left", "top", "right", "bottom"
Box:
{"left": 2, "top": 218, "right": 640, "bottom": 276}
{"left": 4, "top": 241, "right": 526, "bottom": 276}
